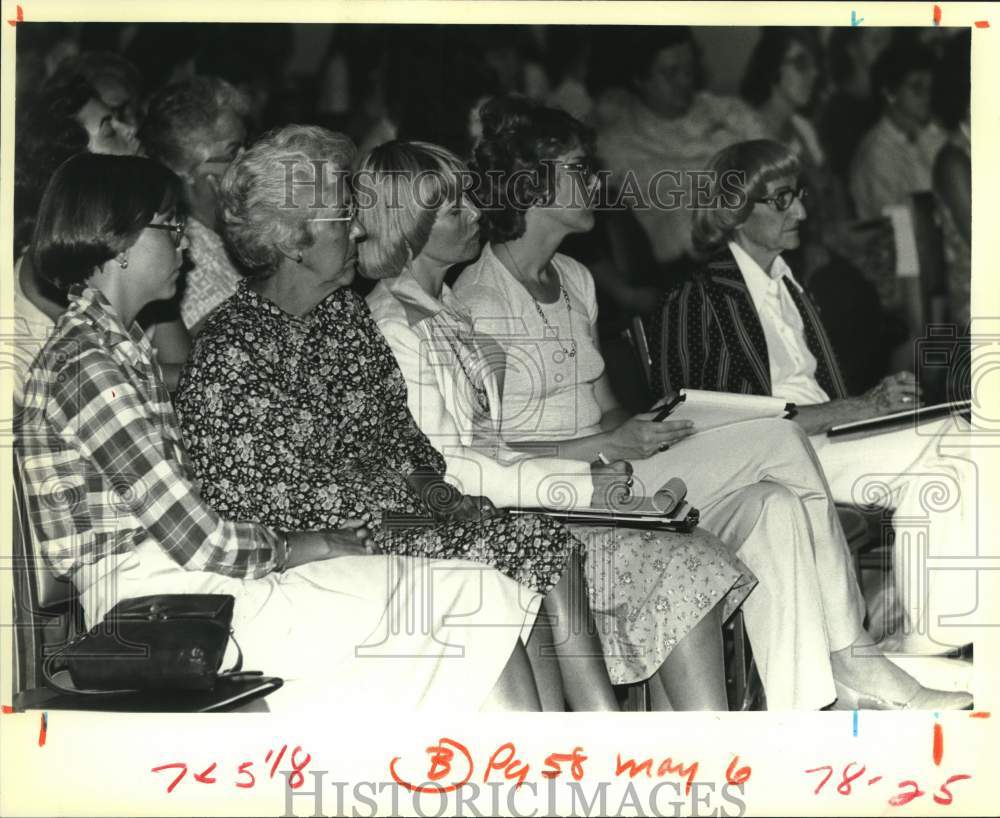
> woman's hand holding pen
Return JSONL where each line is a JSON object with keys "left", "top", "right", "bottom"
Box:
{"left": 603, "top": 414, "right": 696, "bottom": 459}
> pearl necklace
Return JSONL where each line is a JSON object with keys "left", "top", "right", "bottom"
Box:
{"left": 500, "top": 245, "right": 577, "bottom": 358}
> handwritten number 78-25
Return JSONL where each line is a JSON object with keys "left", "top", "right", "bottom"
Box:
{"left": 805, "top": 763, "right": 971, "bottom": 806}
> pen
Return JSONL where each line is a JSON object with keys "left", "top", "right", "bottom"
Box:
{"left": 597, "top": 451, "right": 611, "bottom": 465}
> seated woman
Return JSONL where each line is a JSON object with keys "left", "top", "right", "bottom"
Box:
{"left": 139, "top": 76, "right": 253, "bottom": 335}
{"left": 15, "top": 152, "right": 546, "bottom": 713}
{"left": 13, "top": 65, "right": 189, "bottom": 397}
{"left": 453, "top": 95, "right": 971, "bottom": 711}
{"left": 362, "top": 140, "right": 755, "bottom": 711}
{"left": 173, "top": 125, "right": 618, "bottom": 711}
{"left": 658, "top": 138, "right": 978, "bottom": 658}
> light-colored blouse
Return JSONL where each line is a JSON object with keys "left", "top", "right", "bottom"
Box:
{"left": 367, "top": 270, "right": 594, "bottom": 509}
{"left": 454, "top": 245, "right": 606, "bottom": 442}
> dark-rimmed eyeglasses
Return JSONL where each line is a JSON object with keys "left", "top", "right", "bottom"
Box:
{"left": 755, "top": 186, "right": 807, "bottom": 212}
{"left": 146, "top": 221, "right": 187, "bottom": 246}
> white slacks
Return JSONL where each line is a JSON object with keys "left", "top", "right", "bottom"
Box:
{"left": 631, "top": 418, "right": 866, "bottom": 710}
{"left": 810, "top": 416, "right": 978, "bottom": 654}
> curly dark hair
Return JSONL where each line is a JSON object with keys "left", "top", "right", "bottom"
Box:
{"left": 13, "top": 71, "right": 97, "bottom": 257}
{"left": 471, "top": 95, "right": 595, "bottom": 243}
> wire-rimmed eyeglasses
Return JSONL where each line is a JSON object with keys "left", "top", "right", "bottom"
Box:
{"left": 145, "top": 221, "right": 187, "bottom": 246}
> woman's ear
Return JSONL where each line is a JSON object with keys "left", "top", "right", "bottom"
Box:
{"left": 276, "top": 232, "right": 306, "bottom": 265}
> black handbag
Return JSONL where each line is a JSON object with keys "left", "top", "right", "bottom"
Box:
{"left": 43, "top": 594, "right": 244, "bottom": 694}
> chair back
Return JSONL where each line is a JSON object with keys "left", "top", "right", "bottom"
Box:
{"left": 627, "top": 314, "right": 654, "bottom": 394}
{"left": 12, "top": 451, "right": 81, "bottom": 692}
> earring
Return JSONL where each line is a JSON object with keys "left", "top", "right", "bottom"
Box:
{"left": 296, "top": 252, "right": 303, "bottom": 264}
{"left": 118, "top": 252, "right": 129, "bottom": 269}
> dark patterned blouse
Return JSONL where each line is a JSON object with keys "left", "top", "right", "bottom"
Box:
{"left": 175, "top": 281, "right": 577, "bottom": 593}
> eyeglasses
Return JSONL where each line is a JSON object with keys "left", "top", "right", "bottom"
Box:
{"left": 755, "top": 186, "right": 807, "bottom": 212}
{"left": 307, "top": 200, "right": 359, "bottom": 223}
{"left": 146, "top": 221, "right": 187, "bottom": 246}
{"left": 560, "top": 159, "right": 599, "bottom": 180}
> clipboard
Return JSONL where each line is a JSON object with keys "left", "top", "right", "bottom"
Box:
{"left": 507, "top": 502, "right": 701, "bottom": 533}
{"left": 384, "top": 503, "right": 701, "bottom": 533}
{"left": 827, "top": 399, "right": 972, "bottom": 440}
{"left": 651, "top": 389, "right": 798, "bottom": 425}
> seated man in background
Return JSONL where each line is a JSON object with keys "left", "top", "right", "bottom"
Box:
{"left": 140, "top": 76, "right": 251, "bottom": 334}
{"left": 658, "top": 139, "right": 978, "bottom": 660}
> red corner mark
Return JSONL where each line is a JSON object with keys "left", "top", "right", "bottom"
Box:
{"left": 970, "top": 711, "right": 991, "bottom": 718}
{"left": 933, "top": 5, "right": 942, "bottom": 25}
{"left": 1, "top": 705, "right": 14, "bottom": 714}
{"left": 38, "top": 711, "right": 47, "bottom": 746}
{"left": 7, "top": 4, "right": 23, "bottom": 26}
{"left": 975, "top": 21, "right": 990, "bottom": 28}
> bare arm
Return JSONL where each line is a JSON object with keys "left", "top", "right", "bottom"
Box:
{"left": 792, "top": 371, "right": 924, "bottom": 435}
{"left": 284, "top": 521, "right": 378, "bottom": 569}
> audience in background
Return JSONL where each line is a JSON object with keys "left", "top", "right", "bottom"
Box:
{"left": 592, "top": 26, "right": 765, "bottom": 269}
{"left": 11, "top": 62, "right": 191, "bottom": 399}
{"left": 62, "top": 50, "right": 145, "bottom": 127}
{"left": 140, "top": 77, "right": 252, "bottom": 334}
{"left": 849, "top": 40, "right": 942, "bottom": 220}
{"left": 545, "top": 27, "right": 595, "bottom": 123}
{"left": 818, "top": 27, "right": 892, "bottom": 180}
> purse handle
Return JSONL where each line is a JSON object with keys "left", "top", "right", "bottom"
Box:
{"left": 42, "top": 629, "right": 245, "bottom": 697}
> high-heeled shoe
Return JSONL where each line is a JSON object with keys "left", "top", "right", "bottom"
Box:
{"left": 833, "top": 680, "right": 973, "bottom": 711}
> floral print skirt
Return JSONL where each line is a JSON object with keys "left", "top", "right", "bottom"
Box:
{"left": 377, "top": 511, "right": 578, "bottom": 595}
{"left": 572, "top": 525, "right": 756, "bottom": 686}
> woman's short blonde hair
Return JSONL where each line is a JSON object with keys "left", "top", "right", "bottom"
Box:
{"left": 220, "top": 124, "right": 355, "bottom": 276}
{"left": 691, "top": 139, "right": 800, "bottom": 257}
{"left": 355, "top": 140, "right": 468, "bottom": 280}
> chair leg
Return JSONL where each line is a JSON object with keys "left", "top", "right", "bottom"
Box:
{"left": 619, "top": 680, "right": 651, "bottom": 711}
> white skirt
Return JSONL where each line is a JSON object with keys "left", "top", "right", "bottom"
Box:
{"left": 75, "top": 539, "right": 541, "bottom": 712}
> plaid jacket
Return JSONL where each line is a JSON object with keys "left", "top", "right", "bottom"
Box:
{"left": 653, "top": 254, "right": 849, "bottom": 401}
{"left": 15, "top": 287, "right": 280, "bottom": 580}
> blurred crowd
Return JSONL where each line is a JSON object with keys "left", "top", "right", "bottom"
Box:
{"left": 14, "top": 23, "right": 972, "bottom": 402}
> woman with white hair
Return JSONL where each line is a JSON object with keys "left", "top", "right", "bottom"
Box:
{"left": 175, "top": 124, "right": 622, "bottom": 711}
